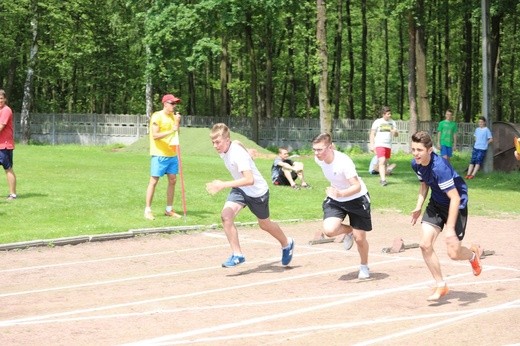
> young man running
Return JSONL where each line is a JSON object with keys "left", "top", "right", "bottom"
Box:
{"left": 206, "top": 123, "right": 294, "bottom": 268}
{"left": 312, "top": 133, "right": 372, "bottom": 279}
{"left": 411, "top": 131, "right": 482, "bottom": 301}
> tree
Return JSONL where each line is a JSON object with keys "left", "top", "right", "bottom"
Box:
{"left": 20, "top": 0, "right": 38, "bottom": 144}
{"left": 331, "top": 0, "right": 343, "bottom": 119}
{"left": 345, "top": 0, "right": 355, "bottom": 119}
{"left": 407, "top": 10, "right": 418, "bottom": 135}
{"left": 360, "top": 0, "right": 367, "bottom": 119}
{"left": 3, "top": 0, "right": 520, "bottom": 133}
{"left": 316, "top": 0, "right": 331, "bottom": 134}
{"left": 415, "top": 0, "right": 431, "bottom": 121}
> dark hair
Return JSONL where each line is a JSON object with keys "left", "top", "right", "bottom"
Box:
{"left": 411, "top": 131, "right": 433, "bottom": 149}
{"left": 381, "top": 106, "right": 391, "bottom": 115}
{"left": 478, "top": 116, "right": 487, "bottom": 123}
{"left": 312, "top": 133, "right": 332, "bottom": 145}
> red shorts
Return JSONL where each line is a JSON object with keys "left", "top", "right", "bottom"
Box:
{"left": 375, "top": 147, "right": 392, "bottom": 159}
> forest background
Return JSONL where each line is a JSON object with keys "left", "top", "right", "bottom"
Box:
{"left": 1, "top": 0, "right": 519, "bottom": 144}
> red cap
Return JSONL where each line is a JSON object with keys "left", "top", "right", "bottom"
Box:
{"left": 162, "top": 94, "right": 181, "bottom": 104}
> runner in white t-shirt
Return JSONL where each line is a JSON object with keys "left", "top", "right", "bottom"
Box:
{"left": 369, "top": 106, "right": 398, "bottom": 186}
{"left": 312, "top": 133, "right": 373, "bottom": 279}
{"left": 206, "top": 123, "right": 294, "bottom": 268}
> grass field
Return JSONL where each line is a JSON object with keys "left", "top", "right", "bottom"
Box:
{"left": 2, "top": 127, "right": 519, "bottom": 245}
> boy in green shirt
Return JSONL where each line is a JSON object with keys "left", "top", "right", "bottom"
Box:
{"left": 437, "top": 109, "right": 458, "bottom": 163}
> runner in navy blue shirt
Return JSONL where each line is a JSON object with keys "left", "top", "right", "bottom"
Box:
{"left": 410, "top": 131, "right": 483, "bottom": 301}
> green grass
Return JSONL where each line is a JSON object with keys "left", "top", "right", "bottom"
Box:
{"left": 2, "top": 128, "right": 519, "bottom": 244}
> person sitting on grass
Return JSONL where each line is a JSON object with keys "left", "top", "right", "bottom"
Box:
{"left": 368, "top": 155, "right": 396, "bottom": 176}
{"left": 271, "top": 147, "right": 310, "bottom": 189}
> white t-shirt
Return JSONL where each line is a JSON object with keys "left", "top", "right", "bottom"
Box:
{"left": 315, "top": 150, "right": 368, "bottom": 202}
{"left": 371, "top": 117, "right": 397, "bottom": 148}
{"left": 221, "top": 141, "right": 268, "bottom": 198}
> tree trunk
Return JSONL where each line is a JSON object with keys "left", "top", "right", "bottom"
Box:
{"left": 345, "top": 0, "right": 354, "bottom": 119}
{"left": 360, "top": 0, "right": 367, "bottom": 119}
{"left": 188, "top": 71, "right": 196, "bottom": 116}
{"left": 265, "top": 22, "right": 274, "bottom": 119}
{"left": 415, "top": 0, "right": 431, "bottom": 121}
{"left": 220, "top": 34, "right": 230, "bottom": 117}
{"left": 398, "top": 17, "right": 405, "bottom": 118}
{"left": 316, "top": 0, "right": 331, "bottom": 134}
{"left": 332, "top": 0, "right": 343, "bottom": 119}
{"left": 145, "top": 44, "right": 153, "bottom": 119}
{"left": 490, "top": 13, "right": 502, "bottom": 121}
{"left": 20, "top": 2, "right": 38, "bottom": 144}
{"left": 383, "top": 0, "right": 389, "bottom": 106}
{"left": 443, "top": 0, "right": 450, "bottom": 115}
{"left": 245, "top": 11, "right": 259, "bottom": 142}
{"left": 280, "top": 13, "right": 297, "bottom": 118}
{"left": 408, "top": 11, "right": 418, "bottom": 136}
{"left": 507, "top": 12, "right": 517, "bottom": 121}
{"left": 461, "top": 9, "right": 472, "bottom": 122}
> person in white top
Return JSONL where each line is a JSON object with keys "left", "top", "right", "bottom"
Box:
{"left": 206, "top": 123, "right": 294, "bottom": 268}
{"left": 369, "top": 106, "right": 399, "bottom": 186}
{"left": 312, "top": 133, "right": 373, "bottom": 279}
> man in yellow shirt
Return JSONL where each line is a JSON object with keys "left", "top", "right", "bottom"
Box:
{"left": 144, "top": 94, "right": 182, "bottom": 220}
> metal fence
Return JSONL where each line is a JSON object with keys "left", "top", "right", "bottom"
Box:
{"left": 14, "top": 113, "right": 480, "bottom": 152}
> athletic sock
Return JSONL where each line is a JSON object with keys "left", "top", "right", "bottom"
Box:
{"left": 166, "top": 206, "right": 173, "bottom": 212}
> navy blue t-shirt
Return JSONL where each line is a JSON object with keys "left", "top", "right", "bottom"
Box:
{"left": 411, "top": 152, "right": 468, "bottom": 209}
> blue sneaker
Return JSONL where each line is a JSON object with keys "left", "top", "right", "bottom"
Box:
{"left": 281, "top": 238, "right": 294, "bottom": 266}
{"left": 222, "top": 254, "right": 245, "bottom": 268}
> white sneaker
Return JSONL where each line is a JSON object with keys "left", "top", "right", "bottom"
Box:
{"left": 358, "top": 264, "right": 370, "bottom": 279}
{"left": 343, "top": 232, "right": 354, "bottom": 251}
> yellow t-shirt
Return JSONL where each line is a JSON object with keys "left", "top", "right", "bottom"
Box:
{"left": 149, "top": 110, "right": 178, "bottom": 157}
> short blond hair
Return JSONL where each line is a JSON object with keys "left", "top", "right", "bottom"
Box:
{"left": 210, "top": 123, "right": 230, "bottom": 140}
{"left": 312, "top": 133, "right": 332, "bottom": 146}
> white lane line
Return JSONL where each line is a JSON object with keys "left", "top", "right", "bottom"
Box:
{"left": 0, "top": 257, "right": 406, "bottom": 327}
{"left": 4, "top": 278, "right": 519, "bottom": 328}
{"left": 0, "top": 231, "right": 328, "bottom": 274}
{"left": 0, "top": 245, "right": 228, "bottom": 274}
{"left": 119, "top": 301, "right": 520, "bottom": 345}
{"left": 121, "top": 279, "right": 517, "bottom": 346}
{"left": 2, "top": 230, "right": 516, "bottom": 275}
{"left": 354, "top": 299, "right": 520, "bottom": 346}
{"left": 0, "top": 242, "right": 399, "bottom": 298}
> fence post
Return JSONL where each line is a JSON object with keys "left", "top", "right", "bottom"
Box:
{"left": 52, "top": 113, "right": 56, "bottom": 145}
{"left": 94, "top": 113, "right": 97, "bottom": 143}
{"left": 137, "top": 114, "right": 140, "bottom": 139}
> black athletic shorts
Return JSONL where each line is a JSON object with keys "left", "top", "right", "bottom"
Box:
{"left": 422, "top": 199, "right": 468, "bottom": 241}
{"left": 322, "top": 194, "right": 372, "bottom": 231}
{"left": 227, "top": 188, "right": 270, "bottom": 219}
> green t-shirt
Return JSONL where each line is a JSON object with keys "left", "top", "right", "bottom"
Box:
{"left": 437, "top": 120, "right": 458, "bottom": 147}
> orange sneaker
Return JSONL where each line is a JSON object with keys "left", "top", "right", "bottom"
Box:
{"left": 165, "top": 210, "right": 182, "bottom": 219}
{"left": 470, "top": 244, "right": 483, "bottom": 276}
{"left": 427, "top": 284, "right": 449, "bottom": 301}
